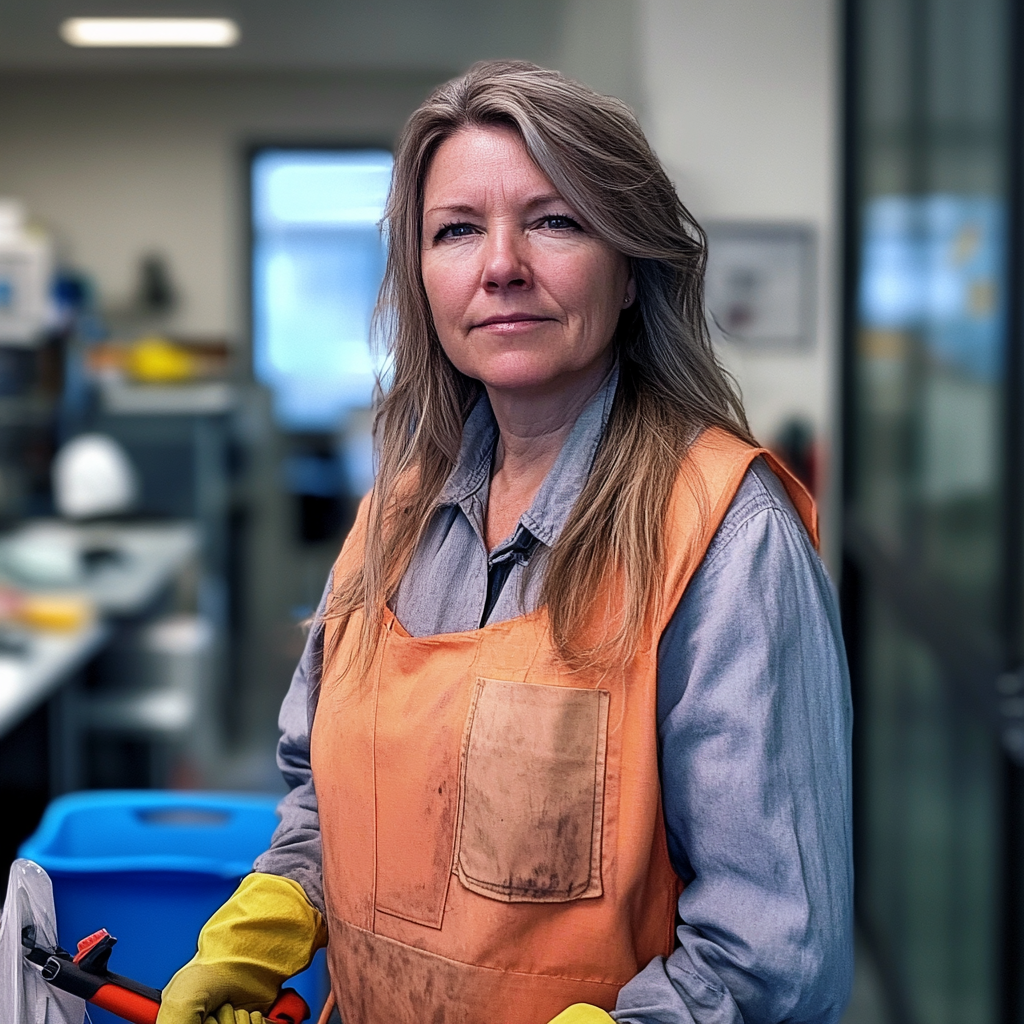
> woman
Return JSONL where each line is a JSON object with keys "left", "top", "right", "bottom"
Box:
{"left": 160, "top": 61, "right": 852, "bottom": 1024}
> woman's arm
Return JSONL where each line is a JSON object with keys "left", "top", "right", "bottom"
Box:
{"left": 158, "top": 579, "right": 333, "bottom": 1023}
{"left": 614, "top": 460, "right": 853, "bottom": 1024}
{"left": 251, "top": 575, "right": 332, "bottom": 914}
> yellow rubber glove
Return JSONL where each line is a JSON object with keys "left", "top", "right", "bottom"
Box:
{"left": 158, "top": 873, "right": 328, "bottom": 1024}
{"left": 203, "top": 1007, "right": 264, "bottom": 1024}
{"left": 547, "top": 1005, "right": 615, "bottom": 1024}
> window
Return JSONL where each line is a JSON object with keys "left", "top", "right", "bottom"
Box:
{"left": 250, "top": 148, "right": 393, "bottom": 432}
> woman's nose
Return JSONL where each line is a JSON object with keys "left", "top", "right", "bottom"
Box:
{"left": 481, "top": 228, "right": 531, "bottom": 292}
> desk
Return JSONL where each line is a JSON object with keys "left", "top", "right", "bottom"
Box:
{"left": 0, "top": 521, "right": 201, "bottom": 745}
{"left": 49, "top": 521, "right": 199, "bottom": 617}
{"left": 0, "top": 520, "right": 200, "bottom": 616}
{"left": 0, "top": 623, "right": 109, "bottom": 738}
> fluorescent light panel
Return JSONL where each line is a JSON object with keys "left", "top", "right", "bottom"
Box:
{"left": 61, "top": 17, "right": 239, "bottom": 47}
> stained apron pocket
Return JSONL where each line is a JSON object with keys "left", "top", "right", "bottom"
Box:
{"left": 455, "top": 677, "right": 609, "bottom": 902}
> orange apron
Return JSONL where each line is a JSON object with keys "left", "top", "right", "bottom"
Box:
{"left": 310, "top": 427, "right": 817, "bottom": 1024}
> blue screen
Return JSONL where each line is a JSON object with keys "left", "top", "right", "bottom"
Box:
{"left": 251, "top": 149, "right": 393, "bottom": 431}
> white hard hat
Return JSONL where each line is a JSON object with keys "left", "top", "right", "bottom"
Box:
{"left": 52, "top": 433, "right": 138, "bottom": 519}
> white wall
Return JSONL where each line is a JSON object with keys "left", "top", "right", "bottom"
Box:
{"left": 638, "top": 0, "right": 840, "bottom": 549}
{"left": 560, "top": 0, "right": 645, "bottom": 115}
{"left": 0, "top": 72, "right": 441, "bottom": 338}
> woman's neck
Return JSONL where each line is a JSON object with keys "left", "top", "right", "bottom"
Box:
{"left": 482, "top": 365, "right": 609, "bottom": 551}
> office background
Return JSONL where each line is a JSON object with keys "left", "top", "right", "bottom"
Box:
{"left": 4, "top": 1, "right": 1013, "bottom": 1022}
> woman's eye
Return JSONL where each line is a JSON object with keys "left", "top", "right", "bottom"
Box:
{"left": 434, "top": 222, "right": 477, "bottom": 242}
{"left": 541, "top": 214, "right": 581, "bottom": 231}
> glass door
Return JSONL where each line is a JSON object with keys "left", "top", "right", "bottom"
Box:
{"left": 843, "top": 0, "right": 1024, "bottom": 1020}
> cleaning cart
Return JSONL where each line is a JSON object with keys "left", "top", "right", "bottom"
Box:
{"left": 12, "top": 791, "right": 327, "bottom": 1023}
{"left": 3, "top": 858, "right": 309, "bottom": 1023}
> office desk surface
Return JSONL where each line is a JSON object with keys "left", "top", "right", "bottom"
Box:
{"left": 0, "top": 520, "right": 201, "bottom": 616}
{"left": 0, "top": 520, "right": 201, "bottom": 737}
{"left": 64, "top": 521, "right": 200, "bottom": 616}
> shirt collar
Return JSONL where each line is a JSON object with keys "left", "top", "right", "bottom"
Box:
{"left": 437, "top": 363, "right": 619, "bottom": 550}
{"left": 438, "top": 393, "right": 499, "bottom": 508}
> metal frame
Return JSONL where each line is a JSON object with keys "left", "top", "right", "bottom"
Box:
{"left": 999, "top": 0, "right": 1024, "bottom": 1011}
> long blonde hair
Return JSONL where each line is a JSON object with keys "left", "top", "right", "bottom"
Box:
{"left": 328, "top": 59, "right": 752, "bottom": 668}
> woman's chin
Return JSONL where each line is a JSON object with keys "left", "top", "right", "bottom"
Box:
{"left": 469, "top": 355, "right": 611, "bottom": 400}
{"left": 479, "top": 370, "right": 559, "bottom": 394}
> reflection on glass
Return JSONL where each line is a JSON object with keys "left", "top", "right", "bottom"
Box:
{"left": 861, "top": 196, "right": 1003, "bottom": 380}
{"left": 251, "top": 149, "right": 394, "bottom": 432}
{"left": 851, "top": 0, "right": 1013, "bottom": 1019}
{"left": 863, "top": 589, "right": 999, "bottom": 1024}
{"left": 856, "top": 194, "right": 1005, "bottom": 621}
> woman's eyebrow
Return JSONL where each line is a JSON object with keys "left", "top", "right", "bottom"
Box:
{"left": 424, "top": 203, "right": 478, "bottom": 217}
{"left": 524, "top": 192, "right": 567, "bottom": 209}
{"left": 424, "top": 193, "right": 569, "bottom": 218}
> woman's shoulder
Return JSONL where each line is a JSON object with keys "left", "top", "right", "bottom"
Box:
{"left": 700, "top": 456, "right": 816, "bottom": 570}
{"left": 664, "top": 457, "right": 837, "bottom": 669}
{"left": 674, "top": 426, "right": 819, "bottom": 552}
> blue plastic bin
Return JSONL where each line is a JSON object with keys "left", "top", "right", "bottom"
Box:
{"left": 19, "top": 790, "right": 328, "bottom": 1024}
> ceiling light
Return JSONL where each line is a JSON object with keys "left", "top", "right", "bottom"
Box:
{"left": 60, "top": 17, "right": 239, "bottom": 48}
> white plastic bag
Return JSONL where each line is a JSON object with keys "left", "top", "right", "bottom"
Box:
{"left": 0, "top": 859, "right": 84, "bottom": 1024}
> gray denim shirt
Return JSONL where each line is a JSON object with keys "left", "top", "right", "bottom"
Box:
{"left": 255, "top": 373, "right": 854, "bottom": 1024}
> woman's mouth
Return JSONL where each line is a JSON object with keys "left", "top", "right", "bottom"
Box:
{"left": 473, "top": 314, "right": 552, "bottom": 332}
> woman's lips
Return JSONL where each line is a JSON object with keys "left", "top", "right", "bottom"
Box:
{"left": 472, "top": 314, "right": 552, "bottom": 332}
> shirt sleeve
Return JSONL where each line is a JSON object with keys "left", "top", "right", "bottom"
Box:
{"left": 613, "top": 460, "right": 854, "bottom": 1024}
{"left": 251, "top": 574, "right": 332, "bottom": 915}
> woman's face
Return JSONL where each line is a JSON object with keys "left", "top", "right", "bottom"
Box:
{"left": 420, "top": 126, "right": 633, "bottom": 401}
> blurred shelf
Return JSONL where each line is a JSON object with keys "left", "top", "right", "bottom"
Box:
{"left": 99, "top": 380, "right": 236, "bottom": 416}
{"left": 0, "top": 394, "right": 55, "bottom": 426}
{"left": 71, "top": 521, "right": 201, "bottom": 615}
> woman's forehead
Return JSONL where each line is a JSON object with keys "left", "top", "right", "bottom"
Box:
{"left": 422, "top": 126, "right": 562, "bottom": 212}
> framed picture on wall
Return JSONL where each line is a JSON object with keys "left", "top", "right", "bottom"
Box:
{"left": 704, "top": 222, "right": 816, "bottom": 349}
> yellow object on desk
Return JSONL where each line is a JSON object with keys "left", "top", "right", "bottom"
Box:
{"left": 16, "top": 594, "right": 95, "bottom": 632}
{"left": 126, "top": 336, "right": 195, "bottom": 383}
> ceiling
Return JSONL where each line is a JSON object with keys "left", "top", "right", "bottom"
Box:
{"left": 0, "top": 0, "right": 564, "bottom": 75}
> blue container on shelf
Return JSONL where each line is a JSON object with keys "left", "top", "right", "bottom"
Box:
{"left": 18, "top": 790, "right": 327, "bottom": 1024}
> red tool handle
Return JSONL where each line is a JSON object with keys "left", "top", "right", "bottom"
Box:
{"left": 90, "top": 984, "right": 159, "bottom": 1024}
{"left": 264, "top": 989, "right": 311, "bottom": 1024}
{"left": 88, "top": 985, "right": 310, "bottom": 1024}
